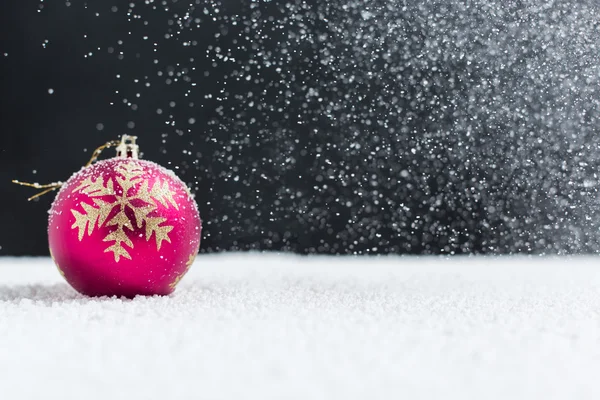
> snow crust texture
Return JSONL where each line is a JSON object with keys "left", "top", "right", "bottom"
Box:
{"left": 1, "top": 255, "right": 600, "bottom": 399}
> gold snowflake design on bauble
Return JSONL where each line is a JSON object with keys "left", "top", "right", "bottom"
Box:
{"left": 169, "top": 252, "right": 197, "bottom": 289}
{"left": 71, "top": 162, "right": 179, "bottom": 262}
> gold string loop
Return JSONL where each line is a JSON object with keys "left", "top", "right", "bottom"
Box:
{"left": 11, "top": 181, "right": 64, "bottom": 201}
{"left": 85, "top": 139, "right": 122, "bottom": 167}
{"left": 13, "top": 138, "right": 125, "bottom": 201}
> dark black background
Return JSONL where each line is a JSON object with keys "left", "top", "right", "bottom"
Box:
{"left": 2, "top": 1, "right": 600, "bottom": 256}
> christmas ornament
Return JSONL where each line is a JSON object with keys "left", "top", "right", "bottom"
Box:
{"left": 14, "top": 136, "right": 201, "bottom": 297}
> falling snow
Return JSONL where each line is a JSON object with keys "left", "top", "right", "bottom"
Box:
{"left": 30, "top": 0, "right": 600, "bottom": 255}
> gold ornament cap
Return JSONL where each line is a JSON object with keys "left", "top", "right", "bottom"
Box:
{"left": 115, "top": 135, "right": 139, "bottom": 159}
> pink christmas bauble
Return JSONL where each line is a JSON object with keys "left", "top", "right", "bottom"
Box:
{"left": 48, "top": 157, "right": 201, "bottom": 297}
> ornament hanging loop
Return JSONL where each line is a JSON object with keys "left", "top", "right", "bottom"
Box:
{"left": 11, "top": 180, "right": 64, "bottom": 201}
{"left": 85, "top": 139, "right": 122, "bottom": 167}
{"left": 14, "top": 135, "right": 139, "bottom": 201}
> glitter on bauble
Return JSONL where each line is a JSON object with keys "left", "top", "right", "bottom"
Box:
{"left": 47, "top": 136, "right": 201, "bottom": 297}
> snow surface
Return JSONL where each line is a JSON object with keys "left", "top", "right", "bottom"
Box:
{"left": 1, "top": 255, "right": 600, "bottom": 399}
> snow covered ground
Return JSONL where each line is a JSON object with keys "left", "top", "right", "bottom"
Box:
{"left": 1, "top": 254, "right": 600, "bottom": 400}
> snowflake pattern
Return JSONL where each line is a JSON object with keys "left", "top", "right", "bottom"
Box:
{"left": 71, "top": 162, "right": 179, "bottom": 262}
{"left": 169, "top": 252, "right": 197, "bottom": 289}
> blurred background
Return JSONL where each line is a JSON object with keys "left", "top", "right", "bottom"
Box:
{"left": 2, "top": 0, "right": 600, "bottom": 256}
